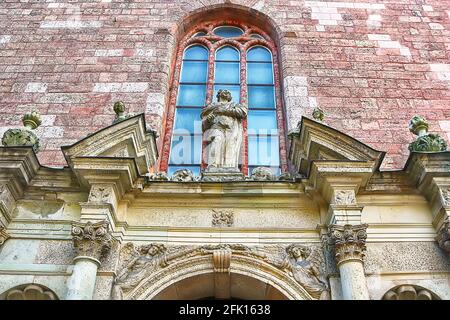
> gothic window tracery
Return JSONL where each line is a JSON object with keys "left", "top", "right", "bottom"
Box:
{"left": 162, "top": 22, "right": 287, "bottom": 176}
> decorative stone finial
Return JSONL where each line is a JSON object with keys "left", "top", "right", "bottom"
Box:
{"left": 22, "top": 110, "right": 42, "bottom": 130}
{"left": 312, "top": 107, "right": 324, "bottom": 122}
{"left": 409, "top": 115, "right": 428, "bottom": 136}
{"left": 112, "top": 101, "right": 134, "bottom": 124}
{"left": 408, "top": 116, "right": 447, "bottom": 152}
{"left": 1, "top": 110, "right": 42, "bottom": 152}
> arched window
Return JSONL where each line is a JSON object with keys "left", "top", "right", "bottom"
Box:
{"left": 162, "top": 23, "right": 286, "bottom": 176}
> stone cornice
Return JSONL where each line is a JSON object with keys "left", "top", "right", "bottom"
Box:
{"left": 62, "top": 114, "right": 157, "bottom": 177}
{"left": 289, "top": 117, "right": 385, "bottom": 177}
{"left": 404, "top": 152, "right": 450, "bottom": 229}
{"left": 0, "top": 147, "right": 40, "bottom": 199}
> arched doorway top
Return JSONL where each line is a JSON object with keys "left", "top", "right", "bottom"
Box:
{"left": 112, "top": 243, "right": 330, "bottom": 300}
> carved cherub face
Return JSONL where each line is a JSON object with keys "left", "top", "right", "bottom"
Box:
{"left": 287, "top": 245, "right": 310, "bottom": 260}
{"left": 217, "top": 89, "right": 232, "bottom": 102}
{"left": 141, "top": 244, "right": 165, "bottom": 256}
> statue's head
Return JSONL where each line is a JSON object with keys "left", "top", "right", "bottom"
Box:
{"left": 286, "top": 244, "right": 311, "bottom": 260}
{"left": 216, "top": 89, "right": 232, "bottom": 102}
{"left": 140, "top": 243, "right": 166, "bottom": 256}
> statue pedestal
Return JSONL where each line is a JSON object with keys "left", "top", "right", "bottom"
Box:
{"left": 201, "top": 167, "right": 245, "bottom": 182}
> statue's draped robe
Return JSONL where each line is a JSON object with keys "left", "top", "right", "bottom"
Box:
{"left": 201, "top": 101, "right": 248, "bottom": 168}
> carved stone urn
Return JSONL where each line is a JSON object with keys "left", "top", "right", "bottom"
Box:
{"left": 1, "top": 110, "right": 42, "bottom": 152}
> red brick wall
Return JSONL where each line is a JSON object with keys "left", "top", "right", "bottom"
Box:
{"left": 0, "top": 0, "right": 448, "bottom": 170}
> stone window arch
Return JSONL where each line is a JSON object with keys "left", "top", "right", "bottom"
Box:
{"left": 160, "top": 18, "right": 287, "bottom": 177}
{"left": 0, "top": 284, "right": 58, "bottom": 300}
{"left": 382, "top": 284, "right": 440, "bottom": 300}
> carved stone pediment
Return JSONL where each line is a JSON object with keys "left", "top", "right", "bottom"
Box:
{"left": 289, "top": 117, "right": 384, "bottom": 177}
{"left": 62, "top": 114, "right": 157, "bottom": 176}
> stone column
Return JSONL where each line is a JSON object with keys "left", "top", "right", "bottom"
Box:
{"left": 66, "top": 220, "right": 114, "bottom": 300}
{"left": 328, "top": 224, "right": 370, "bottom": 300}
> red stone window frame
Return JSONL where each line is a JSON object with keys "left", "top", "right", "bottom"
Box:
{"left": 160, "top": 21, "right": 288, "bottom": 174}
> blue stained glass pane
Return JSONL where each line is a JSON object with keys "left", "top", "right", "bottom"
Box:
{"left": 247, "top": 110, "right": 278, "bottom": 133}
{"left": 247, "top": 62, "right": 273, "bottom": 85}
{"left": 248, "top": 135, "right": 280, "bottom": 166}
{"left": 169, "top": 135, "right": 202, "bottom": 164}
{"left": 180, "top": 61, "right": 208, "bottom": 83}
{"left": 177, "top": 84, "right": 206, "bottom": 107}
{"left": 214, "top": 26, "right": 243, "bottom": 38}
{"left": 250, "top": 34, "right": 264, "bottom": 39}
{"left": 215, "top": 62, "right": 240, "bottom": 84}
{"left": 213, "top": 85, "right": 240, "bottom": 103}
{"left": 248, "top": 86, "right": 275, "bottom": 109}
{"left": 168, "top": 165, "right": 201, "bottom": 176}
{"left": 173, "top": 108, "right": 202, "bottom": 133}
{"left": 216, "top": 46, "right": 239, "bottom": 61}
{"left": 247, "top": 47, "right": 272, "bottom": 62}
{"left": 194, "top": 32, "right": 206, "bottom": 37}
{"left": 183, "top": 45, "right": 208, "bottom": 60}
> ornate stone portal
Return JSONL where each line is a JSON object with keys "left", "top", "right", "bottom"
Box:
{"left": 201, "top": 90, "right": 248, "bottom": 181}
{"left": 111, "top": 243, "right": 329, "bottom": 300}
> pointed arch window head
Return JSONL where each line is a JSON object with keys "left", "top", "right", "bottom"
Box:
{"left": 163, "top": 23, "right": 287, "bottom": 176}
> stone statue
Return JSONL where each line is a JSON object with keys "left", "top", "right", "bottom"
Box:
{"left": 201, "top": 90, "right": 248, "bottom": 169}
{"left": 111, "top": 243, "right": 198, "bottom": 299}
{"left": 272, "top": 244, "right": 330, "bottom": 300}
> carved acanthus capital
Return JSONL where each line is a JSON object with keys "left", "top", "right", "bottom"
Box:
{"left": 0, "top": 226, "right": 10, "bottom": 246}
{"left": 436, "top": 218, "right": 450, "bottom": 254}
{"left": 328, "top": 224, "right": 368, "bottom": 265}
{"left": 71, "top": 220, "right": 114, "bottom": 261}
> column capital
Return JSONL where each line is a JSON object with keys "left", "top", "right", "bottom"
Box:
{"left": 328, "top": 224, "right": 368, "bottom": 265}
{"left": 0, "top": 226, "right": 10, "bottom": 247}
{"left": 71, "top": 220, "right": 115, "bottom": 262}
{"left": 436, "top": 218, "right": 450, "bottom": 254}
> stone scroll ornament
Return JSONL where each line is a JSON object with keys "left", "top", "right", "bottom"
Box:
{"left": 201, "top": 89, "right": 248, "bottom": 170}
{"left": 111, "top": 243, "right": 330, "bottom": 300}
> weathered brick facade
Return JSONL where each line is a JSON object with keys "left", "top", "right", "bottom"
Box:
{"left": 0, "top": 0, "right": 448, "bottom": 169}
